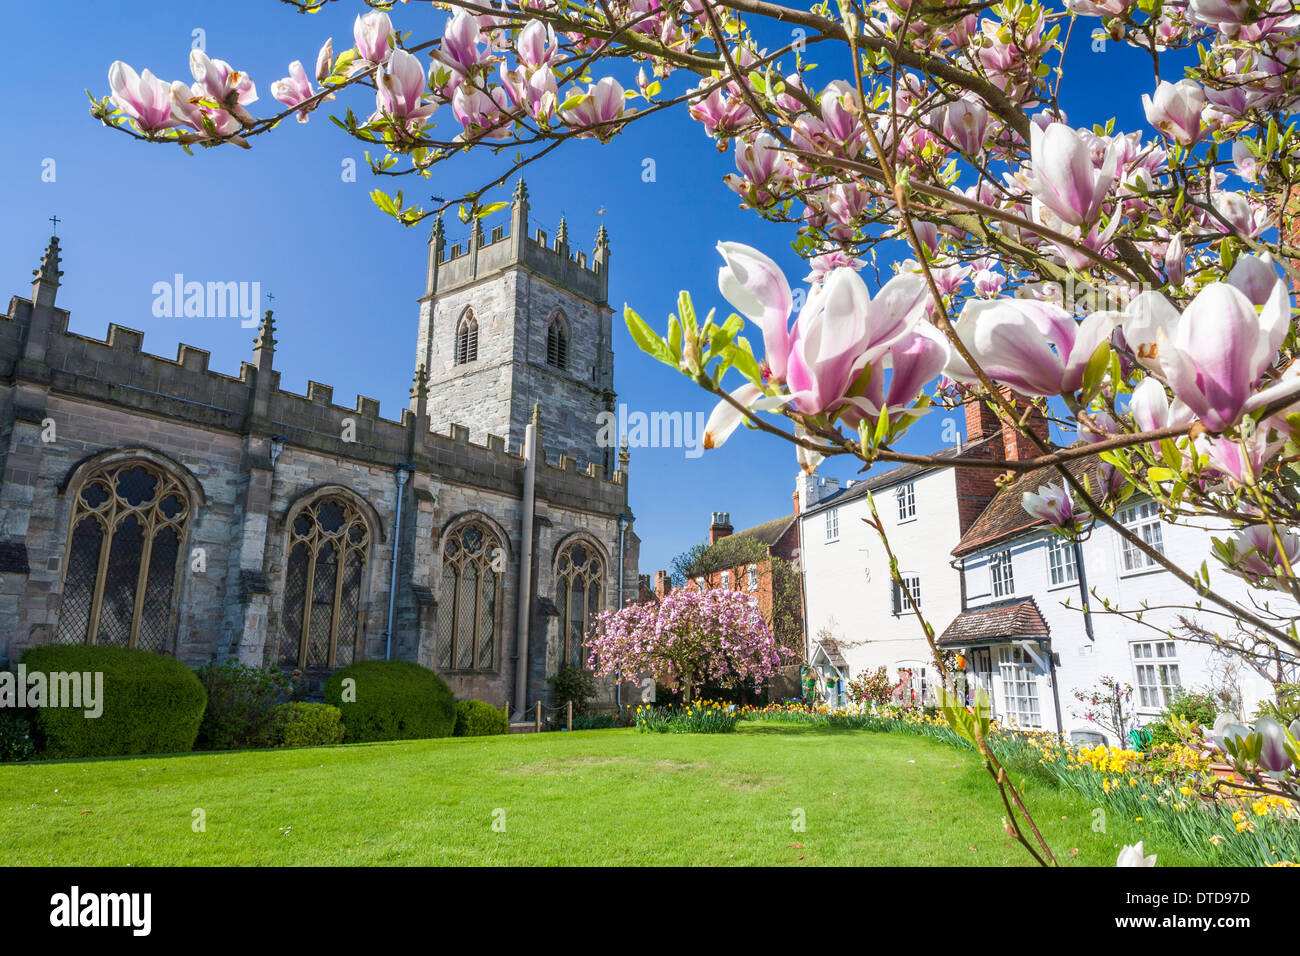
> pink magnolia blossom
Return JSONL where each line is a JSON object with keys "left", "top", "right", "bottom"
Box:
{"left": 1142, "top": 79, "right": 1210, "bottom": 145}
{"left": 451, "top": 84, "right": 513, "bottom": 140}
{"left": 108, "top": 61, "right": 175, "bottom": 132}
{"left": 1159, "top": 280, "right": 1290, "bottom": 431}
{"left": 1028, "top": 123, "right": 1120, "bottom": 227}
{"left": 375, "top": 49, "right": 435, "bottom": 126}
{"left": 189, "top": 50, "right": 257, "bottom": 114}
{"left": 515, "top": 19, "right": 559, "bottom": 70}
{"left": 945, "top": 298, "right": 1117, "bottom": 397}
{"left": 562, "top": 77, "right": 626, "bottom": 140}
{"left": 847, "top": 324, "right": 951, "bottom": 421}
{"left": 784, "top": 268, "right": 930, "bottom": 415}
{"left": 353, "top": 11, "right": 395, "bottom": 68}
{"left": 1021, "top": 482, "right": 1079, "bottom": 530}
{"left": 1214, "top": 524, "right": 1300, "bottom": 591}
{"left": 717, "top": 242, "right": 794, "bottom": 381}
{"left": 937, "top": 97, "right": 989, "bottom": 156}
{"left": 271, "top": 60, "right": 319, "bottom": 122}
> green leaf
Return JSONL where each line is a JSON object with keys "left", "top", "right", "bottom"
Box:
{"left": 624, "top": 306, "right": 673, "bottom": 365}
{"left": 370, "top": 189, "right": 400, "bottom": 217}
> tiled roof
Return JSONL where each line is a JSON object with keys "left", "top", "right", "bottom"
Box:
{"left": 937, "top": 597, "right": 1050, "bottom": 646}
{"left": 730, "top": 514, "right": 796, "bottom": 549}
{"left": 951, "top": 454, "right": 1102, "bottom": 557}
{"left": 802, "top": 434, "right": 999, "bottom": 517}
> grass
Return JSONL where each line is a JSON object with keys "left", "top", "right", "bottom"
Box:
{"left": 0, "top": 724, "right": 1201, "bottom": 866}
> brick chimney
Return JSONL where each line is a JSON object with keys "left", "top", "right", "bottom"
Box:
{"left": 954, "top": 391, "right": 1051, "bottom": 533}
{"left": 708, "top": 511, "right": 734, "bottom": 544}
{"left": 792, "top": 489, "right": 800, "bottom": 515}
{"left": 652, "top": 570, "right": 671, "bottom": 598}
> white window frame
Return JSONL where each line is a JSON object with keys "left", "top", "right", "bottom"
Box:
{"left": 720, "top": 569, "right": 731, "bottom": 589}
{"left": 746, "top": 564, "right": 758, "bottom": 591}
{"left": 1047, "top": 536, "right": 1079, "bottom": 588}
{"left": 990, "top": 549, "right": 1015, "bottom": 598}
{"left": 896, "top": 482, "right": 916, "bottom": 522}
{"left": 892, "top": 574, "right": 921, "bottom": 615}
{"left": 1118, "top": 500, "right": 1166, "bottom": 574}
{"left": 1131, "top": 641, "right": 1181, "bottom": 710}
{"left": 825, "top": 507, "right": 840, "bottom": 542}
{"left": 997, "top": 645, "right": 1041, "bottom": 728}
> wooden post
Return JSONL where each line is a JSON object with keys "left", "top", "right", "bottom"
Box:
{"left": 534, "top": 701, "right": 542, "bottom": 733}
{"left": 566, "top": 700, "right": 573, "bottom": 731}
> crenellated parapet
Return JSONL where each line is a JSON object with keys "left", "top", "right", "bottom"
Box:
{"left": 424, "top": 179, "right": 609, "bottom": 305}
{"left": 1, "top": 256, "right": 628, "bottom": 516}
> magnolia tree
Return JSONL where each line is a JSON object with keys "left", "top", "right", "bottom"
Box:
{"left": 96, "top": 0, "right": 1300, "bottom": 863}
{"left": 586, "top": 589, "right": 785, "bottom": 700}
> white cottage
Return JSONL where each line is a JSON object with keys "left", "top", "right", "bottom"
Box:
{"left": 943, "top": 457, "right": 1290, "bottom": 744}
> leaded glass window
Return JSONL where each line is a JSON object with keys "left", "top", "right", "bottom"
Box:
{"left": 280, "top": 496, "right": 370, "bottom": 669}
{"left": 557, "top": 543, "right": 603, "bottom": 668}
{"left": 437, "top": 522, "right": 502, "bottom": 671}
{"left": 455, "top": 311, "right": 478, "bottom": 365}
{"left": 56, "top": 460, "right": 191, "bottom": 650}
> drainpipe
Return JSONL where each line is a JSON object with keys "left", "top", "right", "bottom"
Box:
{"left": 616, "top": 513, "right": 631, "bottom": 709}
{"left": 385, "top": 465, "right": 410, "bottom": 660}
{"left": 1046, "top": 640, "right": 1065, "bottom": 741}
{"left": 1073, "top": 538, "right": 1095, "bottom": 641}
{"left": 513, "top": 416, "right": 538, "bottom": 717}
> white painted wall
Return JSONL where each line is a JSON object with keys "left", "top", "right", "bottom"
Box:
{"left": 961, "top": 507, "right": 1291, "bottom": 744}
{"left": 799, "top": 468, "right": 964, "bottom": 697}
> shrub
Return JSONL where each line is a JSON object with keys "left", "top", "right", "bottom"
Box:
{"left": 324, "top": 660, "right": 455, "bottom": 742}
{"left": 0, "top": 709, "right": 37, "bottom": 762}
{"left": 265, "top": 702, "right": 345, "bottom": 748}
{"left": 1167, "top": 690, "right": 1217, "bottom": 729}
{"left": 549, "top": 665, "right": 596, "bottom": 715}
{"left": 20, "top": 645, "right": 206, "bottom": 758}
{"left": 1144, "top": 721, "right": 1179, "bottom": 748}
{"left": 195, "top": 659, "right": 294, "bottom": 750}
{"left": 454, "top": 699, "right": 509, "bottom": 737}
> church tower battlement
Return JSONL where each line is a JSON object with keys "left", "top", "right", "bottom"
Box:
{"left": 415, "top": 180, "right": 616, "bottom": 475}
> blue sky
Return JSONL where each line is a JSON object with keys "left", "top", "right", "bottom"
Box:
{"left": 0, "top": 0, "right": 1159, "bottom": 572}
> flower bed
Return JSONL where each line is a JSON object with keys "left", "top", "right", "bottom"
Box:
{"left": 742, "top": 702, "right": 1300, "bottom": 866}
{"left": 635, "top": 700, "right": 740, "bottom": 734}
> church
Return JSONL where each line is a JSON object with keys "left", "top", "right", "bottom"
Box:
{"left": 0, "top": 181, "right": 639, "bottom": 715}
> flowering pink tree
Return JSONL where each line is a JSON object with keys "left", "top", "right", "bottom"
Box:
{"left": 95, "top": 0, "right": 1300, "bottom": 864}
{"left": 586, "top": 590, "right": 785, "bottom": 702}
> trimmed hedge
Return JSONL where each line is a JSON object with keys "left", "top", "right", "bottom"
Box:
{"left": 20, "top": 645, "right": 206, "bottom": 758}
{"left": 454, "top": 699, "right": 509, "bottom": 737}
{"left": 323, "top": 660, "right": 455, "bottom": 742}
{"left": 265, "top": 702, "right": 345, "bottom": 748}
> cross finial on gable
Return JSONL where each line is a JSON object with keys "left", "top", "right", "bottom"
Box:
{"left": 49, "top": 215, "right": 60, "bottom": 236}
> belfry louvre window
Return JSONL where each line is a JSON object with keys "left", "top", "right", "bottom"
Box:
{"left": 280, "top": 497, "right": 370, "bottom": 669}
{"left": 557, "top": 543, "right": 603, "bottom": 668}
{"left": 546, "top": 315, "right": 569, "bottom": 369}
{"left": 455, "top": 312, "right": 478, "bottom": 365}
{"left": 56, "top": 460, "right": 191, "bottom": 650}
{"left": 437, "top": 522, "right": 502, "bottom": 671}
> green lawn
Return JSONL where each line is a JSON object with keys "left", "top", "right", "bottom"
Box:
{"left": 0, "top": 724, "right": 1199, "bottom": 866}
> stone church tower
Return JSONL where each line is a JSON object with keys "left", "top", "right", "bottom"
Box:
{"left": 416, "top": 180, "right": 616, "bottom": 474}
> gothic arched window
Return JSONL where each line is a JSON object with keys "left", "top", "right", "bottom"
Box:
{"left": 455, "top": 311, "right": 478, "bottom": 365}
{"left": 437, "top": 522, "right": 502, "bottom": 671}
{"left": 546, "top": 313, "right": 569, "bottom": 370}
{"left": 557, "top": 542, "right": 603, "bottom": 668}
{"left": 56, "top": 459, "right": 191, "bottom": 650}
{"left": 280, "top": 495, "right": 370, "bottom": 669}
